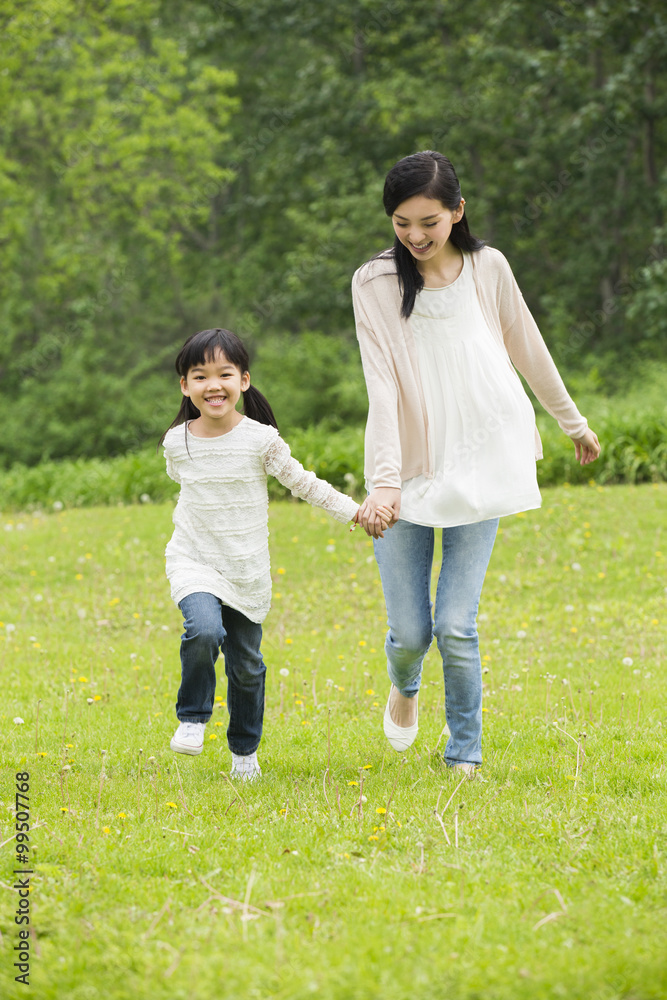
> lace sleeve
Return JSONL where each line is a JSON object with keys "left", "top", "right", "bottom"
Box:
{"left": 164, "top": 445, "right": 181, "bottom": 484}
{"left": 263, "top": 435, "right": 359, "bottom": 524}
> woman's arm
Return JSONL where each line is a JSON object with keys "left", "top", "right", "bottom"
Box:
{"left": 493, "top": 254, "right": 600, "bottom": 463}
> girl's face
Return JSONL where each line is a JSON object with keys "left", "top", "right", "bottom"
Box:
{"left": 180, "top": 348, "right": 250, "bottom": 433}
{"left": 391, "top": 194, "right": 465, "bottom": 264}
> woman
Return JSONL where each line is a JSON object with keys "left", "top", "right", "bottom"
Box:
{"left": 352, "top": 151, "right": 600, "bottom": 777}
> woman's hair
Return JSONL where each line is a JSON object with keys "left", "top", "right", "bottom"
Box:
{"left": 159, "top": 328, "right": 278, "bottom": 447}
{"left": 380, "top": 150, "right": 485, "bottom": 318}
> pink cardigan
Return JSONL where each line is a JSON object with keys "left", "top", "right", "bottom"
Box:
{"left": 351, "top": 246, "right": 588, "bottom": 489}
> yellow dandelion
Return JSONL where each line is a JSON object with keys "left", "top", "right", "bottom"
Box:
{"left": 362, "top": 764, "right": 372, "bottom": 770}
{"left": 349, "top": 573, "right": 357, "bottom": 580}
{"left": 65, "top": 743, "right": 74, "bottom": 749}
{"left": 295, "top": 699, "right": 303, "bottom": 706}
{"left": 277, "top": 567, "right": 286, "bottom": 575}
{"left": 348, "top": 780, "right": 359, "bottom": 787}
{"left": 651, "top": 618, "right": 659, "bottom": 625}
{"left": 301, "top": 720, "right": 311, "bottom": 726}
{"left": 153, "top": 712, "right": 162, "bottom": 717}
{"left": 215, "top": 721, "right": 223, "bottom": 727}
{"left": 376, "top": 807, "right": 386, "bottom": 815}
{"left": 94, "top": 695, "right": 102, "bottom": 701}
{"left": 570, "top": 627, "right": 578, "bottom": 633}
{"left": 75, "top": 573, "right": 83, "bottom": 580}
{"left": 61, "top": 807, "right": 69, "bottom": 813}
{"left": 32, "top": 642, "right": 41, "bottom": 648}
{"left": 482, "top": 707, "right": 489, "bottom": 713}
{"left": 373, "top": 701, "right": 379, "bottom": 706}
{"left": 337, "top": 686, "right": 345, "bottom": 692}
{"left": 337, "top": 655, "right": 344, "bottom": 661}
{"left": 285, "top": 638, "right": 293, "bottom": 645}
{"left": 117, "top": 812, "right": 127, "bottom": 819}
{"left": 78, "top": 676, "right": 88, "bottom": 683}
{"left": 365, "top": 688, "right": 375, "bottom": 695}
{"left": 37, "top": 752, "right": 47, "bottom": 757}
{"left": 359, "top": 640, "right": 367, "bottom": 647}
{"left": 597, "top": 572, "right": 606, "bottom": 579}
{"left": 209, "top": 734, "right": 217, "bottom": 740}
{"left": 133, "top": 613, "right": 141, "bottom": 619}
{"left": 102, "top": 826, "right": 110, "bottom": 834}
{"left": 165, "top": 802, "right": 178, "bottom": 809}
{"left": 334, "top": 624, "right": 341, "bottom": 630}
{"left": 368, "top": 835, "right": 379, "bottom": 841}
{"left": 85, "top": 553, "right": 92, "bottom": 559}
{"left": 30, "top": 570, "right": 37, "bottom": 577}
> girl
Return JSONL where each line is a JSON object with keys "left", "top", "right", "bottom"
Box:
{"left": 160, "top": 329, "right": 385, "bottom": 781}
{"left": 352, "top": 151, "right": 600, "bottom": 777}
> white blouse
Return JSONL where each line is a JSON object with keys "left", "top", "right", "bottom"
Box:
{"left": 163, "top": 418, "right": 358, "bottom": 623}
{"left": 398, "top": 252, "right": 542, "bottom": 527}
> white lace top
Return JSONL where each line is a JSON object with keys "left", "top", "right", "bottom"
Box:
{"left": 398, "top": 252, "right": 542, "bottom": 527}
{"left": 163, "top": 418, "right": 359, "bottom": 623}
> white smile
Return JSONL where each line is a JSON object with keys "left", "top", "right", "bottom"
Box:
{"left": 409, "top": 241, "right": 433, "bottom": 251}
{"left": 205, "top": 396, "right": 226, "bottom": 406}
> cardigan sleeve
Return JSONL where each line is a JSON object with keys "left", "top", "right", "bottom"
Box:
{"left": 351, "top": 269, "right": 404, "bottom": 488}
{"left": 495, "top": 255, "right": 588, "bottom": 440}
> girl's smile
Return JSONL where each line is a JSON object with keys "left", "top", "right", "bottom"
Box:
{"left": 392, "top": 193, "right": 466, "bottom": 272}
{"left": 180, "top": 348, "right": 250, "bottom": 436}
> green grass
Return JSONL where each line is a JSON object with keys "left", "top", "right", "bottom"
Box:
{"left": 1, "top": 485, "right": 666, "bottom": 999}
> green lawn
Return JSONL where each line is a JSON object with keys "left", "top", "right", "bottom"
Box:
{"left": 1, "top": 484, "right": 665, "bottom": 1000}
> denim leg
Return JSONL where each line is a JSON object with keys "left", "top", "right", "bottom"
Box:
{"left": 373, "top": 519, "right": 435, "bottom": 697}
{"left": 177, "top": 592, "right": 225, "bottom": 723}
{"left": 433, "top": 518, "right": 499, "bottom": 765}
{"left": 220, "top": 604, "right": 266, "bottom": 756}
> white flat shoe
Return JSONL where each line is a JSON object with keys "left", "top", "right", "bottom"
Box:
{"left": 383, "top": 688, "right": 418, "bottom": 752}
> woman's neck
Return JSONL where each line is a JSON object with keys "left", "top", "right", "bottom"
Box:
{"left": 418, "top": 244, "right": 464, "bottom": 288}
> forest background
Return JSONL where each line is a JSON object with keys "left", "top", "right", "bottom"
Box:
{"left": 1, "top": 0, "right": 666, "bottom": 481}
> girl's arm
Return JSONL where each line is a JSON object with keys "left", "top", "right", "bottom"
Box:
{"left": 263, "top": 435, "right": 360, "bottom": 526}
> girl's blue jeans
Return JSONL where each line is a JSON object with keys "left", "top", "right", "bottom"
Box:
{"left": 373, "top": 517, "right": 499, "bottom": 766}
{"left": 176, "top": 592, "right": 266, "bottom": 756}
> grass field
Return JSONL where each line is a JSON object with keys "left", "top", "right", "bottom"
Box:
{"left": 1, "top": 484, "right": 665, "bottom": 1000}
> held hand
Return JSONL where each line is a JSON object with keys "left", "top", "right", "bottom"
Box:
{"left": 572, "top": 428, "right": 601, "bottom": 466}
{"left": 354, "top": 487, "right": 401, "bottom": 539}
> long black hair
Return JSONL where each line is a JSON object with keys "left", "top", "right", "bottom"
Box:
{"left": 159, "top": 328, "right": 278, "bottom": 447}
{"left": 380, "top": 151, "right": 485, "bottom": 318}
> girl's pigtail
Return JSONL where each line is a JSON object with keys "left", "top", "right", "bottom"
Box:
{"left": 158, "top": 398, "right": 200, "bottom": 449}
{"left": 243, "top": 384, "right": 279, "bottom": 430}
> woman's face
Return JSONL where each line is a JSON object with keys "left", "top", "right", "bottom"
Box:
{"left": 391, "top": 194, "right": 465, "bottom": 263}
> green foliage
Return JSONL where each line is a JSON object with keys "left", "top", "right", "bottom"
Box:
{"left": 0, "top": 0, "right": 666, "bottom": 466}
{"left": 0, "top": 489, "right": 666, "bottom": 998}
{"left": 1, "top": 398, "right": 665, "bottom": 514}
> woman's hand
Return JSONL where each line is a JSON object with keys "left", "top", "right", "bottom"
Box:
{"left": 354, "top": 487, "right": 401, "bottom": 538}
{"left": 572, "top": 428, "right": 601, "bottom": 465}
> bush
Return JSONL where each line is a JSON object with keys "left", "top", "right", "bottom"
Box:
{"left": 1, "top": 405, "right": 665, "bottom": 513}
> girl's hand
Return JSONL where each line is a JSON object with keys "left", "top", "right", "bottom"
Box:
{"left": 354, "top": 488, "right": 401, "bottom": 539}
{"left": 572, "top": 428, "right": 601, "bottom": 465}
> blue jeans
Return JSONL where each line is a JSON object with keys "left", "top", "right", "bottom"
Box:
{"left": 373, "top": 517, "right": 499, "bottom": 766}
{"left": 176, "top": 592, "right": 266, "bottom": 755}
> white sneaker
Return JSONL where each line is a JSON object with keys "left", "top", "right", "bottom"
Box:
{"left": 170, "top": 721, "right": 206, "bottom": 755}
{"left": 230, "top": 751, "right": 261, "bottom": 782}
